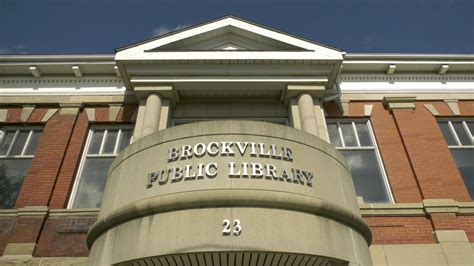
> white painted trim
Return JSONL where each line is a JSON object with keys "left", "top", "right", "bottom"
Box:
{"left": 0, "top": 77, "right": 126, "bottom": 96}
{"left": 116, "top": 17, "right": 342, "bottom": 60}
{"left": 339, "top": 74, "right": 474, "bottom": 93}
{"left": 119, "top": 51, "right": 341, "bottom": 61}
{"left": 130, "top": 76, "right": 328, "bottom": 83}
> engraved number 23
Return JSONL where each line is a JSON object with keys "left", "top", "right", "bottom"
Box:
{"left": 222, "top": 219, "right": 241, "bottom": 236}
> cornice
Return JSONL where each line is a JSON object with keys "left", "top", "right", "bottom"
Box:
{"left": 339, "top": 74, "right": 474, "bottom": 82}
{"left": 0, "top": 76, "right": 123, "bottom": 85}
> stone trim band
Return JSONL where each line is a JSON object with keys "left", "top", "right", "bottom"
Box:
{"left": 86, "top": 189, "right": 372, "bottom": 248}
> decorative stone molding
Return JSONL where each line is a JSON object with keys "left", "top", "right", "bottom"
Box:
{"left": 338, "top": 99, "right": 350, "bottom": 116}
{"left": 364, "top": 104, "right": 374, "bottom": 116}
{"left": 59, "top": 103, "right": 82, "bottom": 116}
{"left": 0, "top": 109, "right": 7, "bottom": 122}
{"left": 434, "top": 230, "right": 469, "bottom": 243}
{"left": 444, "top": 99, "right": 460, "bottom": 116}
{"left": 41, "top": 108, "right": 58, "bottom": 122}
{"left": 85, "top": 108, "right": 96, "bottom": 122}
{"left": 0, "top": 207, "right": 98, "bottom": 218}
{"left": 359, "top": 200, "right": 474, "bottom": 216}
{"left": 108, "top": 104, "right": 122, "bottom": 121}
{"left": 423, "top": 104, "right": 439, "bottom": 116}
{"left": 0, "top": 77, "right": 123, "bottom": 85}
{"left": 282, "top": 84, "right": 326, "bottom": 105}
{"left": 17, "top": 206, "right": 49, "bottom": 217}
{"left": 359, "top": 203, "right": 425, "bottom": 216}
{"left": 383, "top": 96, "right": 417, "bottom": 110}
{"left": 339, "top": 74, "right": 474, "bottom": 82}
{"left": 2, "top": 243, "right": 36, "bottom": 257}
{"left": 20, "top": 105, "right": 35, "bottom": 122}
{"left": 422, "top": 199, "right": 459, "bottom": 214}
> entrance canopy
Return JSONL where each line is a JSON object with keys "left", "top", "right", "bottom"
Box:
{"left": 115, "top": 16, "right": 344, "bottom": 101}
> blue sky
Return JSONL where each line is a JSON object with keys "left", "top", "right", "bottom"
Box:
{"left": 0, "top": 0, "right": 473, "bottom": 55}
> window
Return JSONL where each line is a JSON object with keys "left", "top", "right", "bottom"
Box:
{"left": 327, "top": 120, "right": 393, "bottom": 203}
{"left": 438, "top": 119, "right": 474, "bottom": 199}
{"left": 69, "top": 125, "right": 133, "bottom": 208}
{"left": 0, "top": 127, "right": 43, "bottom": 208}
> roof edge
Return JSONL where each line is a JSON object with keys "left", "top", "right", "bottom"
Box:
{"left": 115, "top": 15, "right": 344, "bottom": 53}
{"left": 345, "top": 53, "right": 474, "bottom": 61}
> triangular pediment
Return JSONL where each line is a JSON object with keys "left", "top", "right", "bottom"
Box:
{"left": 116, "top": 16, "right": 344, "bottom": 61}
{"left": 147, "top": 26, "right": 308, "bottom": 51}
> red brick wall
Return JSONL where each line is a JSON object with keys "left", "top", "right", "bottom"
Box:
{"left": 364, "top": 216, "right": 435, "bottom": 244}
{"left": 15, "top": 111, "right": 78, "bottom": 208}
{"left": 35, "top": 216, "right": 96, "bottom": 257}
{"left": 370, "top": 102, "right": 423, "bottom": 202}
{"left": 391, "top": 103, "right": 471, "bottom": 201}
{"left": 49, "top": 111, "right": 90, "bottom": 209}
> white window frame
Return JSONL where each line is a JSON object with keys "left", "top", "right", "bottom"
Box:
{"left": 438, "top": 118, "right": 474, "bottom": 149}
{"left": 438, "top": 118, "right": 474, "bottom": 199}
{"left": 0, "top": 126, "right": 43, "bottom": 159}
{"left": 67, "top": 124, "right": 133, "bottom": 209}
{"left": 0, "top": 126, "right": 43, "bottom": 208}
{"left": 326, "top": 119, "right": 395, "bottom": 203}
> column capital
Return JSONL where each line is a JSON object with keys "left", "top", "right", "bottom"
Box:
{"left": 134, "top": 85, "right": 176, "bottom": 104}
{"left": 281, "top": 84, "right": 326, "bottom": 105}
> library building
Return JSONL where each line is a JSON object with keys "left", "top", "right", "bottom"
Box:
{"left": 0, "top": 16, "right": 473, "bottom": 265}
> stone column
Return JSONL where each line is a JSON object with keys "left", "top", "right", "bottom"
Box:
{"left": 297, "top": 92, "right": 318, "bottom": 136}
{"left": 141, "top": 93, "right": 162, "bottom": 137}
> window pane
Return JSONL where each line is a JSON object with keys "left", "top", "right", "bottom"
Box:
{"left": 340, "top": 123, "right": 358, "bottom": 147}
{"left": 88, "top": 130, "right": 104, "bottom": 155}
{"left": 467, "top": 121, "right": 474, "bottom": 136}
{"left": 0, "top": 159, "right": 32, "bottom": 208}
{"left": 102, "top": 130, "right": 118, "bottom": 154}
{"left": 451, "top": 149, "right": 474, "bottom": 199}
{"left": 24, "top": 130, "right": 42, "bottom": 155}
{"left": 9, "top": 131, "right": 29, "bottom": 156}
{"left": 355, "top": 122, "right": 373, "bottom": 147}
{"left": 438, "top": 122, "right": 457, "bottom": 146}
{"left": 0, "top": 131, "right": 15, "bottom": 155}
{"left": 341, "top": 150, "right": 390, "bottom": 203}
{"left": 72, "top": 157, "right": 114, "bottom": 208}
{"left": 452, "top": 122, "right": 471, "bottom": 145}
{"left": 118, "top": 129, "right": 132, "bottom": 152}
{"left": 327, "top": 123, "right": 342, "bottom": 147}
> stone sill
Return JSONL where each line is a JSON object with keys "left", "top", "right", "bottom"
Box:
{"left": 360, "top": 200, "right": 474, "bottom": 216}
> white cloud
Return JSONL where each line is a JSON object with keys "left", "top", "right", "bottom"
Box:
{"left": 0, "top": 44, "right": 28, "bottom": 54}
{"left": 152, "top": 24, "right": 189, "bottom": 37}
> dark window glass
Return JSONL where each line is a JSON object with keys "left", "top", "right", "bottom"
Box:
{"left": 102, "top": 130, "right": 118, "bottom": 154}
{"left": 24, "top": 130, "right": 42, "bottom": 155}
{"left": 451, "top": 149, "right": 474, "bottom": 199}
{"left": 0, "top": 128, "right": 43, "bottom": 209}
{"left": 9, "top": 131, "right": 29, "bottom": 156}
{"left": 341, "top": 150, "right": 390, "bottom": 203}
{"left": 72, "top": 157, "right": 114, "bottom": 208}
{"left": 340, "top": 123, "right": 357, "bottom": 147}
{"left": 438, "top": 122, "right": 457, "bottom": 146}
{"left": 118, "top": 129, "right": 133, "bottom": 152}
{"left": 452, "top": 122, "right": 471, "bottom": 145}
{"left": 327, "top": 123, "right": 342, "bottom": 147}
{"left": 88, "top": 130, "right": 104, "bottom": 154}
{"left": 0, "top": 159, "right": 32, "bottom": 208}
{"left": 0, "top": 131, "right": 15, "bottom": 155}
{"left": 355, "top": 122, "right": 373, "bottom": 147}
